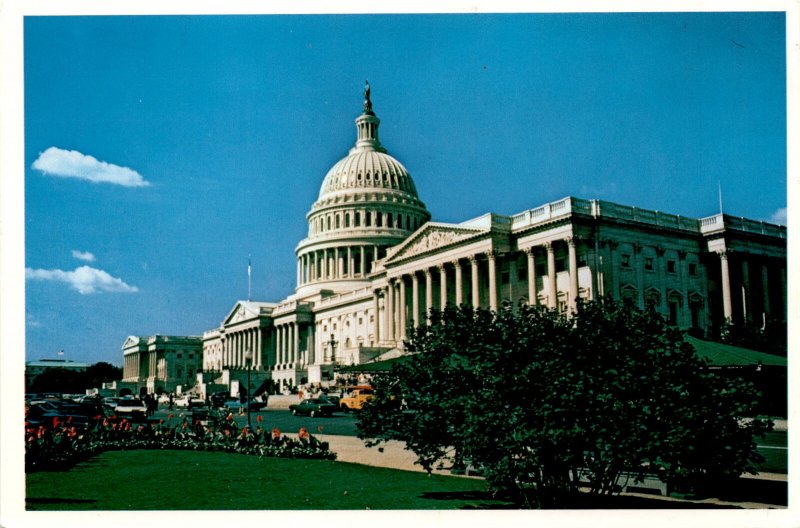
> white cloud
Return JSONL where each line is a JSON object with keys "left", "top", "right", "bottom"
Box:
{"left": 25, "top": 265, "right": 139, "bottom": 295}
{"left": 769, "top": 207, "right": 787, "bottom": 226}
{"left": 31, "top": 147, "right": 150, "bottom": 187}
{"left": 71, "top": 250, "right": 96, "bottom": 262}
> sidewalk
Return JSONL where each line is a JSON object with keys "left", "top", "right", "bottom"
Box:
{"left": 316, "top": 434, "right": 454, "bottom": 476}
{"left": 316, "top": 434, "right": 787, "bottom": 508}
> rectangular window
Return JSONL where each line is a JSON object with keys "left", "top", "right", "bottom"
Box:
{"left": 667, "top": 260, "right": 676, "bottom": 274}
{"left": 689, "top": 263, "right": 698, "bottom": 276}
{"left": 621, "top": 254, "right": 631, "bottom": 268}
{"left": 177, "top": 353, "right": 182, "bottom": 359}
{"left": 644, "top": 257, "right": 654, "bottom": 271}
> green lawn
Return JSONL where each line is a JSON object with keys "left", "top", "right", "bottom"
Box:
{"left": 26, "top": 450, "right": 511, "bottom": 510}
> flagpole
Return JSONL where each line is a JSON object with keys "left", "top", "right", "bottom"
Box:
{"left": 248, "top": 255, "right": 252, "bottom": 302}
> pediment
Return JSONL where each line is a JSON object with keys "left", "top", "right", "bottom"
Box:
{"left": 385, "top": 223, "right": 486, "bottom": 263}
{"left": 223, "top": 302, "right": 255, "bottom": 326}
{"left": 122, "top": 336, "right": 144, "bottom": 350}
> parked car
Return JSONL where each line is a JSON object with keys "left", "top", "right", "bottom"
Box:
{"left": 175, "top": 395, "right": 206, "bottom": 409}
{"left": 115, "top": 398, "right": 148, "bottom": 416}
{"left": 222, "top": 397, "right": 267, "bottom": 412}
{"left": 319, "top": 394, "right": 340, "bottom": 407}
{"left": 339, "top": 386, "right": 374, "bottom": 412}
{"left": 289, "top": 398, "right": 337, "bottom": 417}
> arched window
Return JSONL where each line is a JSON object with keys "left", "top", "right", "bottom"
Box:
{"left": 376, "top": 213, "right": 383, "bottom": 227}
{"left": 335, "top": 215, "right": 340, "bottom": 229}
{"left": 397, "top": 215, "right": 403, "bottom": 229}
{"left": 327, "top": 216, "right": 331, "bottom": 230}
{"left": 345, "top": 213, "right": 350, "bottom": 228}
{"left": 355, "top": 211, "right": 361, "bottom": 227}
{"left": 387, "top": 213, "right": 393, "bottom": 228}
{"left": 366, "top": 212, "right": 372, "bottom": 227}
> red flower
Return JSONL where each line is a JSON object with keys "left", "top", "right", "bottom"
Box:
{"left": 168, "top": 413, "right": 174, "bottom": 419}
{"left": 271, "top": 428, "right": 281, "bottom": 439}
{"left": 52, "top": 417, "right": 60, "bottom": 428}
{"left": 256, "top": 415, "right": 263, "bottom": 423}
{"left": 298, "top": 427, "right": 310, "bottom": 440}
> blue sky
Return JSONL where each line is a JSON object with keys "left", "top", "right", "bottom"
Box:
{"left": 23, "top": 12, "right": 787, "bottom": 366}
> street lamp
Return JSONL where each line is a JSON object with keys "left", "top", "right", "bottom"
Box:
{"left": 244, "top": 348, "right": 253, "bottom": 429}
{"left": 329, "top": 334, "right": 338, "bottom": 364}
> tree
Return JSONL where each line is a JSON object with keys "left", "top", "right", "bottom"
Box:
{"left": 357, "top": 299, "right": 771, "bottom": 507}
{"left": 30, "top": 361, "right": 122, "bottom": 394}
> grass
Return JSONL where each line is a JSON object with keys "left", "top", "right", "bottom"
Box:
{"left": 27, "top": 447, "right": 787, "bottom": 510}
{"left": 26, "top": 450, "right": 512, "bottom": 510}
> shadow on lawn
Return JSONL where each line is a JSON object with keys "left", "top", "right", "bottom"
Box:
{"left": 419, "top": 490, "right": 743, "bottom": 509}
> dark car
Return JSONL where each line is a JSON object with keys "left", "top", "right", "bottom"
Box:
{"left": 319, "top": 394, "right": 340, "bottom": 407}
{"left": 222, "top": 398, "right": 267, "bottom": 412}
{"left": 288, "top": 398, "right": 337, "bottom": 417}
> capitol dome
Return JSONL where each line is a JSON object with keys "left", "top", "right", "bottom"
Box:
{"left": 294, "top": 83, "right": 431, "bottom": 298}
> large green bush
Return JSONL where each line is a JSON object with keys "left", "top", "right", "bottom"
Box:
{"left": 357, "top": 299, "right": 771, "bottom": 507}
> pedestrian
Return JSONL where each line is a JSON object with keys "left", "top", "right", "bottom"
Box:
{"left": 168, "top": 392, "right": 174, "bottom": 411}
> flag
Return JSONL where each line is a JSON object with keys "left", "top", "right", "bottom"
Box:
{"left": 248, "top": 256, "right": 251, "bottom": 278}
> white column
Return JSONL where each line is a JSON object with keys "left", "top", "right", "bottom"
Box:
{"left": 526, "top": 247, "right": 537, "bottom": 305}
{"left": 373, "top": 290, "right": 381, "bottom": 342}
{"left": 360, "top": 246, "right": 366, "bottom": 277}
{"left": 297, "top": 258, "right": 301, "bottom": 286}
{"left": 470, "top": 256, "right": 480, "bottom": 308}
{"left": 425, "top": 268, "right": 433, "bottom": 323}
{"left": 568, "top": 238, "right": 578, "bottom": 311}
{"left": 741, "top": 258, "right": 751, "bottom": 323}
{"left": 387, "top": 280, "right": 395, "bottom": 341}
{"left": 719, "top": 251, "right": 733, "bottom": 322}
{"left": 454, "top": 260, "right": 463, "bottom": 306}
{"left": 347, "top": 246, "right": 353, "bottom": 278}
{"left": 292, "top": 322, "right": 300, "bottom": 365}
{"left": 546, "top": 242, "right": 557, "bottom": 309}
{"left": 399, "top": 277, "right": 407, "bottom": 340}
{"left": 439, "top": 264, "right": 448, "bottom": 308}
{"left": 412, "top": 272, "right": 420, "bottom": 327}
{"left": 255, "top": 328, "right": 262, "bottom": 369}
{"left": 488, "top": 251, "right": 498, "bottom": 311}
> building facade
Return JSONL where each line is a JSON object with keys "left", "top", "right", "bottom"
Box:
{"left": 121, "top": 335, "right": 203, "bottom": 394}
{"left": 122, "top": 87, "right": 787, "bottom": 394}
{"left": 25, "top": 359, "right": 90, "bottom": 389}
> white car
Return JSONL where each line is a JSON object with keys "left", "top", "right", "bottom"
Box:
{"left": 115, "top": 398, "right": 148, "bottom": 415}
{"left": 175, "top": 395, "right": 205, "bottom": 409}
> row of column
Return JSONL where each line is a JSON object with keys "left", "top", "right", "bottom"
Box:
{"left": 298, "top": 245, "right": 381, "bottom": 285}
{"left": 374, "top": 239, "right": 582, "bottom": 342}
{"left": 275, "top": 322, "right": 314, "bottom": 368}
{"left": 718, "top": 251, "right": 786, "bottom": 323}
{"left": 222, "top": 327, "right": 262, "bottom": 370}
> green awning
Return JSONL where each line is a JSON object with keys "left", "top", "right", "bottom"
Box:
{"left": 685, "top": 336, "right": 787, "bottom": 367}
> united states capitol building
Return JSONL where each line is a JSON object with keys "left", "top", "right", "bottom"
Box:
{"left": 121, "top": 87, "right": 787, "bottom": 396}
